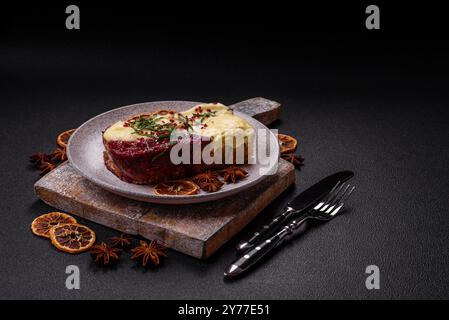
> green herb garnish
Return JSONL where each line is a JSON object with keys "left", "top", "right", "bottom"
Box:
{"left": 192, "top": 111, "right": 217, "bottom": 123}
{"left": 128, "top": 115, "right": 175, "bottom": 137}
{"left": 177, "top": 113, "right": 193, "bottom": 131}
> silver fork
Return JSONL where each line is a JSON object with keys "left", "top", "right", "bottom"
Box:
{"left": 224, "top": 182, "right": 355, "bottom": 278}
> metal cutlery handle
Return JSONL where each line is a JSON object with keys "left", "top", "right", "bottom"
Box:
{"left": 281, "top": 217, "right": 310, "bottom": 241}
{"left": 225, "top": 233, "right": 283, "bottom": 278}
{"left": 236, "top": 206, "right": 298, "bottom": 252}
{"left": 225, "top": 217, "right": 309, "bottom": 278}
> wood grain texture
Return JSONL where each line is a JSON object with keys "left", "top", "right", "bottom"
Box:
{"left": 34, "top": 160, "right": 295, "bottom": 259}
{"left": 230, "top": 97, "right": 281, "bottom": 125}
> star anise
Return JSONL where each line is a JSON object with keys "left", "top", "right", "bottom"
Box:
{"left": 281, "top": 153, "right": 304, "bottom": 169}
{"left": 37, "top": 161, "right": 56, "bottom": 175}
{"left": 90, "top": 242, "right": 122, "bottom": 266}
{"left": 191, "top": 171, "right": 223, "bottom": 192}
{"left": 50, "top": 147, "right": 67, "bottom": 162}
{"left": 109, "top": 234, "right": 133, "bottom": 249}
{"left": 29, "top": 153, "right": 51, "bottom": 166}
{"left": 131, "top": 240, "right": 167, "bottom": 267}
{"left": 220, "top": 166, "right": 248, "bottom": 183}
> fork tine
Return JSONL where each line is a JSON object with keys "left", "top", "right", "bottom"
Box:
{"left": 327, "top": 181, "right": 341, "bottom": 196}
{"left": 341, "top": 186, "right": 355, "bottom": 204}
{"left": 313, "top": 181, "right": 341, "bottom": 210}
{"left": 329, "top": 203, "right": 344, "bottom": 216}
{"left": 329, "top": 185, "right": 355, "bottom": 216}
{"left": 329, "top": 184, "right": 350, "bottom": 207}
{"left": 320, "top": 182, "right": 347, "bottom": 211}
{"left": 324, "top": 184, "right": 352, "bottom": 214}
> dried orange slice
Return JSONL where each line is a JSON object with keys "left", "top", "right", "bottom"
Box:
{"left": 154, "top": 180, "right": 199, "bottom": 196}
{"left": 50, "top": 223, "right": 96, "bottom": 254}
{"left": 31, "top": 212, "right": 77, "bottom": 238}
{"left": 278, "top": 134, "right": 298, "bottom": 154}
{"left": 56, "top": 129, "right": 76, "bottom": 149}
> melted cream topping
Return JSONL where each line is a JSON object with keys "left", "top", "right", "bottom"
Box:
{"left": 103, "top": 103, "right": 254, "bottom": 144}
{"left": 181, "top": 103, "right": 254, "bottom": 140}
{"left": 103, "top": 121, "right": 136, "bottom": 142}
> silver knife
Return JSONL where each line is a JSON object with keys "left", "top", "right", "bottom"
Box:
{"left": 236, "top": 171, "right": 354, "bottom": 252}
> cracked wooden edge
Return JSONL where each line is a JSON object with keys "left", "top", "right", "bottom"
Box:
{"left": 230, "top": 97, "right": 281, "bottom": 126}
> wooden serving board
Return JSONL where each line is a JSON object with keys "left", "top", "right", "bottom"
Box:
{"left": 34, "top": 98, "right": 295, "bottom": 259}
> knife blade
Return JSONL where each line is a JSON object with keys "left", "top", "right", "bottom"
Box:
{"left": 236, "top": 170, "right": 354, "bottom": 252}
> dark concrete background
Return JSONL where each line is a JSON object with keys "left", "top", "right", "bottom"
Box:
{"left": 1, "top": 2, "right": 448, "bottom": 299}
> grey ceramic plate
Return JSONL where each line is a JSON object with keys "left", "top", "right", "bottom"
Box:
{"left": 67, "top": 101, "right": 279, "bottom": 204}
